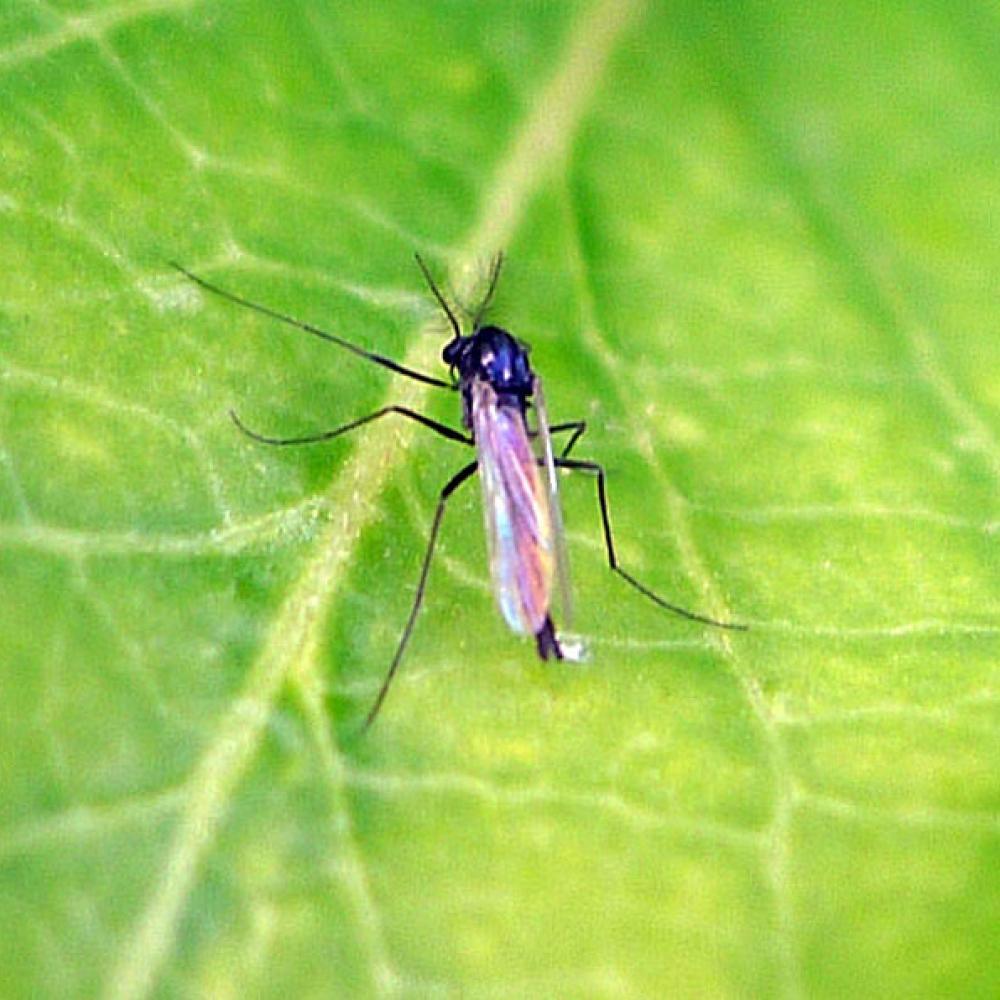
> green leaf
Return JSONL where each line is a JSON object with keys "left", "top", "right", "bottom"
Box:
{"left": 1, "top": 1, "right": 997, "bottom": 997}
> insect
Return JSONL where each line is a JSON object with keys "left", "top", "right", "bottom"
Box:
{"left": 172, "top": 255, "right": 746, "bottom": 728}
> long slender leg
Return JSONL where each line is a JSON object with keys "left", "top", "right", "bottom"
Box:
{"left": 231, "top": 405, "right": 473, "bottom": 447}
{"left": 547, "top": 420, "right": 587, "bottom": 459}
{"left": 555, "top": 458, "right": 747, "bottom": 631}
{"left": 364, "top": 460, "right": 479, "bottom": 729}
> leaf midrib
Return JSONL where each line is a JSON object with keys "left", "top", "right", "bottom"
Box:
{"left": 102, "top": 2, "right": 645, "bottom": 997}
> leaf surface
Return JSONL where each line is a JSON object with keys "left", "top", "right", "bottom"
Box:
{"left": 0, "top": 1, "right": 997, "bottom": 997}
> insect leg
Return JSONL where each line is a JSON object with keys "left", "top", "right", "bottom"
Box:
{"left": 364, "top": 460, "right": 479, "bottom": 729}
{"left": 231, "top": 406, "right": 473, "bottom": 447}
{"left": 546, "top": 420, "right": 587, "bottom": 459}
{"left": 554, "top": 458, "right": 748, "bottom": 631}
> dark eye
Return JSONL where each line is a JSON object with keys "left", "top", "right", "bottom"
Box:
{"left": 442, "top": 338, "right": 463, "bottom": 365}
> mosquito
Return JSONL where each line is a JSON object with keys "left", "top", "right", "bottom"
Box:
{"left": 171, "top": 255, "right": 746, "bottom": 728}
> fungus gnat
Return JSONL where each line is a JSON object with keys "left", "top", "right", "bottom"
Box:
{"left": 172, "top": 255, "right": 746, "bottom": 728}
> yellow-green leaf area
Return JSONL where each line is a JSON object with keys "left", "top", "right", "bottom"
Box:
{"left": 0, "top": 1, "right": 997, "bottom": 998}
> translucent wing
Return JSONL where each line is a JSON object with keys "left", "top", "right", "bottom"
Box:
{"left": 471, "top": 378, "right": 554, "bottom": 636}
{"left": 531, "top": 374, "right": 573, "bottom": 627}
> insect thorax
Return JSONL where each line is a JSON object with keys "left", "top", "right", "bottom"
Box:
{"left": 448, "top": 325, "right": 534, "bottom": 430}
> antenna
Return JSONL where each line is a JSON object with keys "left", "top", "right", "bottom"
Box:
{"left": 471, "top": 252, "right": 505, "bottom": 330}
{"left": 413, "top": 253, "right": 462, "bottom": 340}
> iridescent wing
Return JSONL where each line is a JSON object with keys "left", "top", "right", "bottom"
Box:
{"left": 531, "top": 374, "right": 573, "bottom": 626}
{"left": 471, "top": 378, "right": 554, "bottom": 636}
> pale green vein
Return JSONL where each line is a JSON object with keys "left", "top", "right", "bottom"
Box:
{"left": 802, "top": 791, "right": 1000, "bottom": 835}
{"left": 693, "top": 17, "right": 1000, "bottom": 490}
{"left": 822, "top": 209, "right": 1000, "bottom": 486}
{"left": 760, "top": 620, "right": 1000, "bottom": 638}
{"left": 0, "top": 0, "right": 200, "bottom": 72}
{"left": 291, "top": 621, "right": 394, "bottom": 995}
{"left": 560, "top": 183, "right": 803, "bottom": 998}
{"left": 0, "top": 363, "right": 230, "bottom": 518}
{"left": 103, "top": 2, "right": 644, "bottom": 998}
{"left": 688, "top": 502, "right": 999, "bottom": 536}
{"left": 346, "top": 767, "right": 763, "bottom": 851}
{"left": 0, "top": 496, "right": 332, "bottom": 557}
{"left": 0, "top": 787, "right": 184, "bottom": 863}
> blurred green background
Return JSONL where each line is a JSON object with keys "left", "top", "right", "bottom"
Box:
{"left": 1, "top": 1, "right": 998, "bottom": 997}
